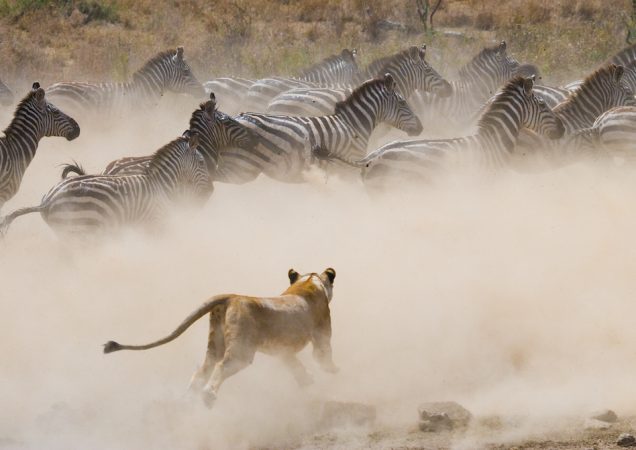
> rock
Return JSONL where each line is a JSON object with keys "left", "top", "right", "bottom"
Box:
{"left": 419, "top": 412, "right": 454, "bottom": 432}
{"left": 617, "top": 433, "right": 636, "bottom": 447}
{"left": 590, "top": 409, "right": 618, "bottom": 423}
{"left": 584, "top": 418, "right": 611, "bottom": 430}
{"left": 418, "top": 401, "right": 472, "bottom": 430}
{"left": 321, "top": 401, "right": 376, "bottom": 428}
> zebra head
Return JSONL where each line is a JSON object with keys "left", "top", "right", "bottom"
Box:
{"left": 376, "top": 74, "right": 423, "bottom": 136}
{"left": 0, "top": 79, "right": 14, "bottom": 106}
{"left": 189, "top": 93, "right": 259, "bottom": 172}
{"left": 158, "top": 130, "right": 212, "bottom": 206}
{"left": 161, "top": 47, "right": 205, "bottom": 98}
{"left": 29, "top": 82, "right": 80, "bottom": 141}
{"left": 517, "top": 76, "right": 565, "bottom": 140}
{"left": 411, "top": 45, "right": 452, "bottom": 98}
{"left": 459, "top": 41, "right": 521, "bottom": 92}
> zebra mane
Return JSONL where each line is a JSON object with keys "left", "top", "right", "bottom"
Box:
{"left": 3, "top": 89, "right": 38, "bottom": 137}
{"left": 147, "top": 136, "right": 188, "bottom": 173}
{"left": 458, "top": 42, "right": 514, "bottom": 79}
{"left": 334, "top": 77, "right": 387, "bottom": 115}
{"left": 133, "top": 48, "right": 179, "bottom": 78}
{"left": 299, "top": 49, "right": 357, "bottom": 78}
{"left": 555, "top": 64, "right": 626, "bottom": 111}
{"left": 476, "top": 76, "right": 526, "bottom": 131}
{"left": 366, "top": 46, "right": 422, "bottom": 78}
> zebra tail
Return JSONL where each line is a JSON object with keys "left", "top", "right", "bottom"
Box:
{"left": 60, "top": 161, "right": 86, "bottom": 179}
{"left": 103, "top": 295, "right": 231, "bottom": 354}
{"left": 310, "top": 144, "right": 366, "bottom": 169}
{"left": 0, "top": 205, "right": 45, "bottom": 238}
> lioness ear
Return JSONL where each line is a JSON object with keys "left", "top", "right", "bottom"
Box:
{"left": 324, "top": 268, "right": 336, "bottom": 284}
{"left": 288, "top": 269, "right": 299, "bottom": 284}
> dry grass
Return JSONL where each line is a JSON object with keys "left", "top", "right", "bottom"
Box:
{"left": 0, "top": 0, "right": 631, "bottom": 89}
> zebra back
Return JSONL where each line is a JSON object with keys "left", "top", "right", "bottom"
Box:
{"left": 553, "top": 64, "right": 636, "bottom": 133}
{"left": 298, "top": 48, "right": 360, "bottom": 85}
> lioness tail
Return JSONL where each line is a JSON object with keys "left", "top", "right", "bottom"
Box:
{"left": 103, "top": 295, "right": 229, "bottom": 354}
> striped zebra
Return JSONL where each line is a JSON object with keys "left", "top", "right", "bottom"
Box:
{"left": 317, "top": 76, "right": 564, "bottom": 188}
{"left": 0, "top": 78, "right": 14, "bottom": 106}
{"left": 62, "top": 93, "right": 259, "bottom": 179}
{"left": 578, "top": 106, "right": 636, "bottom": 160}
{"left": 267, "top": 45, "right": 452, "bottom": 116}
{"left": 410, "top": 41, "right": 535, "bottom": 131}
{"left": 209, "top": 49, "right": 359, "bottom": 113}
{"left": 516, "top": 64, "right": 636, "bottom": 164}
{"left": 0, "top": 83, "right": 80, "bottom": 211}
{"left": 0, "top": 131, "right": 211, "bottom": 237}
{"left": 214, "top": 73, "right": 423, "bottom": 184}
{"left": 46, "top": 47, "right": 205, "bottom": 113}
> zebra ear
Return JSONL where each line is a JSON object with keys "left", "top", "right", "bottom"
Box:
{"left": 383, "top": 73, "right": 395, "bottom": 90}
{"left": 175, "top": 46, "right": 184, "bottom": 61}
{"left": 288, "top": 269, "right": 299, "bottom": 284}
{"left": 34, "top": 87, "right": 45, "bottom": 103}
{"left": 498, "top": 41, "right": 507, "bottom": 53}
{"left": 611, "top": 64, "right": 625, "bottom": 83}
{"left": 187, "top": 130, "right": 200, "bottom": 149}
{"left": 419, "top": 45, "right": 426, "bottom": 60}
{"left": 32, "top": 82, "right": 41, "bottom": 90}
{"left": 522, "top": 76, "right": 534, "bottom": 96}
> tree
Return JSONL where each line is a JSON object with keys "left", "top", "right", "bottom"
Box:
{"left": 415, "top": 0, "right": 443, "bottom": 32}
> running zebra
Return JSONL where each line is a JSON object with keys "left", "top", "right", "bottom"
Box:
{"left": 516, "top": 64, "right": 636, "bottom": 164}
{"left": 0, "top": 83, "right": 80, "bottom": 211}
{"left": 316, "top": 76, "right": 564, "bottom": 189}
{"left": 0, "top": 131, "right": 211, "bottom": 237}
{"left": 215, "top": 73, "right": 423, "bottom": 184}
{"left": 46, "top": 47, "right": 205, "bottom": 113}
{"left": 577, "top": 106, "right": 636, "bottom": 160}
{"left": 410, "top": 41, "right": 535, "bottom": 131}
{"left": 267, "top": 45, "right": 452, "bottom": 116}
{"left": 62, "top": 93, "right": 259, "bottom": 179}
{"left": 0, "top": 78, "right": 14, "bottom": 106}
{"left": 245, "top": 49, "right": 361, "bottom": 110}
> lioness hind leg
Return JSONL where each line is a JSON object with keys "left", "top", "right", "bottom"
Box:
{"left": 188, "top": 316, "right": 225, "bottom": 393}
{"left": 201, "top": 347, "right": 254, "bottom": 407}
{"left": 282, "top": 354, "right": 313, "bottom": 387}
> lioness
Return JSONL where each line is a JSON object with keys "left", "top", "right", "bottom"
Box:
{"left": 104, "top": 267, "right": 338, "bottom": 406}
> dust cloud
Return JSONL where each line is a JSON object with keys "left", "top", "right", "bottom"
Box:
{"left": 2, "top": 98, "right": 636, "bottom": 449}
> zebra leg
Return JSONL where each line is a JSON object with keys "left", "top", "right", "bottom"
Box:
{"left": 281, "top": 354, "right": 313, "bottom": 387}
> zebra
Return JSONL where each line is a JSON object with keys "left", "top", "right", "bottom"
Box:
{"left": 296, "top": 48, "right": 359, "bottom": 84}
{"left": 0, "top": 82, "right": 80, "bottom": 211}
{"left": 45, "top": 47, "right": 205, "bottom": 114}
{"left": 61, "top": 93, "right": 259, "bottom": 179}
{"left": 577, "top": 106, "right": 636, "bottom": 161}
{"left": 266, "top": 45, "right": 452, "bottom": 116}
{"left": 409, "top": 41, "right": 535, "bottom": 132}
{"left": 244, "top": 48, "right": 361, "bottom": 111}
{"left": 316, "top": 76, "right": 564, "bottom": 189}
{"left": 214, "top": 73, "right": 423, "bottom": 184}
{"left": 516, "top": 64, "right": 636, "bottom": 165}
{"left": 0, "top": 78, "right": 14, "bottom": 106}
{"left": 203, "top": 77, "right": 255, "bottom": 114}
{"left": 0, "top": 131, "right": 211, "bottom": 237}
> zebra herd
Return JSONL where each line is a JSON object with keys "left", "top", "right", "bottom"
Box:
{"left": 2, "top": 41, "right": 636, "bottom": 237}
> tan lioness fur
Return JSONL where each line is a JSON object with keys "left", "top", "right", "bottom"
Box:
{"left": 103, "top": 267, "right": 337, "bottom": 406}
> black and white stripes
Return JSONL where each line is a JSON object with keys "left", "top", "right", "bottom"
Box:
{"left": 46, "top": 47, "right": 205, "bottom": 113}
{"left": 0, "top": 131, "right": 210, "bottom": 236}
{"left": 0, "top": 83, "right": 80, "bottom": 210}
{"left": 217, "top": 73, "right": 423, "bottom": 183}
